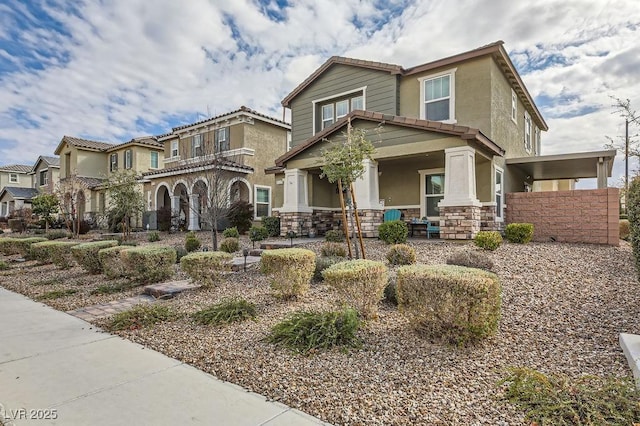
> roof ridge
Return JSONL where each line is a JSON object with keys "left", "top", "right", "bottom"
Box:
{"left": 172, "top": 106, "right": 290, "bottom": 132}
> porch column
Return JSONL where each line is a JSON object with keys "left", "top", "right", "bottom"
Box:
{"left": 353, "top": 159, "right": 383, "bottom": 210}
{"left": 597, "top": 157, "right": 609, "bottom": 189}
{"left": 279, "top": 168, "right": 313, "bottom": 237}
{"left": 170, "top": 196, "right": 180, "bottom": 214}
{"left": 188, "top": 195, "right": 200, "bottom": 231}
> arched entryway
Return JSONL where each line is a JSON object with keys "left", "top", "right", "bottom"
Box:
{"left": 228, "top": 177, "right": 251, "bottom": 205}
{"left": 155, "top": 184, "right": 172, "bottom": 231}
{"left": 173, "top": 182, "right": 189, "bottom": 231}
{"left": 192, "top": 180, "right": 208, "bottom": 230}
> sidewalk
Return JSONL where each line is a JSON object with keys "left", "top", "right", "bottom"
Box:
{"left": 0, "top": 287, "right": 330, "bottom": 425}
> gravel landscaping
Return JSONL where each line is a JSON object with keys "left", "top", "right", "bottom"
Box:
{"left": 1, "top": 231, "right": 639, "bottom": 425}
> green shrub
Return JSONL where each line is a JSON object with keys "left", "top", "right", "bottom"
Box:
{"left": 222, "top": 226, "right": 240, "bottom": 238}
{"left": 30, "top": 240, "right": 79, "bottom": 269}
{"left": 219, "top": 237, "right": 240, "bottom": 253}
{"left": 474, "top": 231, "right": 503, "bottom": 251}
{"left": 263, "top": 216, "right": 281, "bottom": 237}
{"left": 324, "top": 229, "right": 344, "bottom": 242}
{"left": 249, "top": 226, "right": 269, "bottom": 246}
{"left": 192, "top": 298, "right": 256, "bottom": 326}
{"left": 121, "top": 246, "right": 176, "bottom": 284}
{"left": 504, "top": 223, "right": 534, "bottom": 244}
{"left": 0, "top": 237, "right": 48, "bottom": 256}
{"left": 446, "top": 249, "right": 494, "bottom": 271}
{"left": 267, "top": 308, "right": 361, "bottom": 354}
{"left": 628, "top": 177, "right": 640, "bottom": 278}
{"left": 108, "top": 304, "right": 175, "bottom": 330}
{"left": 98, "top": 246, "right": 130, "bottom": 279}
{"left": 261, "top": 248, "right": 316, "bottom": 299}
{"left": 37, "top": 288, "right": 78, "bottom": 300}
{"left": 91, "top": 281, "right": 135, "bottom": 295}
{"left": 499, "top": 367, "right": 640, "bottom": 425}
{"left": 384, "top": 280, "right": 397, "bottom": 305}
{"left": 227, "top": 200, "right": 253, "bottom": 234}
{"left": 378, "top": 220, "right": 408, "bottom": 244}
{"left": 0, "top": 260, "right": 9, "bottom": 270}
{"left": 46, "top": 230, "right": 70, "bottom": 240}
{"left": 620, "top": 219, "right": 630, "bottom": 241}
{"left": 180, "top": 251, "right": 232, "bottom": 287}
{"left": 314, "top": 256, "right": 345, "bottom": 281}
{"left": 397, "top": 264, "right": 501, "bottom": 345}
{"left": 119, "top": 239, "right": 139, "bottom": 247}
{"left": 320, "top": 242, "right": 347, "bottom": 258}
{"left": 71, "top": 240, "right": 119, "bottom": 274}
{"left": 184, "top": 231, "right": 201, "bottom": 252}
{"left": 148, "top": 231, "right": 160, "bottom": 242}
{"left": 322, "top": 259, "right": 388, "bottom": 320}
{"left": 386, "top": 244, "right": 416, "bottom": 265}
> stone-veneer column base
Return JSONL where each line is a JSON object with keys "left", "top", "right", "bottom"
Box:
{"left": 439, "top": 205, "right": 481, "bottom": 240}
{"left": 480, "top": 205, "right": 503, "bottom": 232}
{"left": 279, "top": 212, "right": 313, "bottom": 237}
{"left": 356, "top": 209, "right": 384, "bottom": 238}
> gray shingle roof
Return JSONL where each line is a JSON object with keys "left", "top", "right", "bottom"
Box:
{"left": 1, "top": 187, "right": 40, "bottom": 200}
{"left": 0, "top": 164, "right": 32, "bottom": 173}
{"left": 41, "top": 156, "right": 60, "bottom": 167}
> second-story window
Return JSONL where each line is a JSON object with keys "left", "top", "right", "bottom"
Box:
{"left": 420, "top": 69, "right": 456, "bottom": 123}
{"left": 110, "top": 153, "right": 118, "bottom": 172}
{"left": 150, "top": 152, "right": 159, "bottom": 169}
{"left": 286, "top": 131, "right": 292, "bottom": 151}
{"left": 215, "top": 128, "right": 229, "bottom": 152}
{"left": 39, "top": 170, "right": 48, "bottom": 186}
{"left": 171, "top": 140, "right": 179, "bottom": 157}
{"left": 524, "top": 111, "right": 532, "bottom": 153}
{"left": 124, "top": 149, "right": 133, "bottom": 169}
{"left": 9, "top": 173, "right": 18, "bottom": 183}
{"left": 318, "top": 92, "right": 365, "bottom": 131}
{"left": 192, "top": 134, "right": 203, "bottom": 158}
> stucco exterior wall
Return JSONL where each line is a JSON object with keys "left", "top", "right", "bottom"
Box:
{"left": 31, "top": 162, "right": 60, "bottom": 194}
{"left": 76, "top": 150, "right": 107, "bottom": 177}
{"left": 0, "top": 171, "right": 30, "bottom": 189}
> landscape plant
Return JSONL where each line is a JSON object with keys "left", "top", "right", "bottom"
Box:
{"left": 185, "top": 231, "right": 201, "bottom": 252}
{"left": 180, "top": 251, "right": 232, "bottom": 287}
{"left": 148, "top": 231, "right": 160, "bottom": 242}
{"left": 378, "top": 220, "right": 408, "bottom": 244}
{"left": 446, "top": 249, "right": 494, "bottom": 271}
{"left": 31, "top": 193, "right": 59, "bottom": 232}
{"left": 313, "top": 256, "right": 345, "bottom": 281}
{"left": 260, "top": 248, "right": 315, "bottom": 299}
{"left": 121, "top": 246, "right": 176, "bottom": 284}
{"left": 249, "top": 225, "right": 269, "bottom": 248}
{"left": 474, "top": 231, "right": 503, "bottom": 251}
{"left": 0, "top": 237, "right": 47, "bottom": 256}
{"left": 320, "top": 242, "right": 347, "bottom": 258}
{"left": 504, "top": 223, "right": 534, "bottom": 243}
{"left": 30, "top": 240, "right": 79, "bottom": 269}
{"left": 627, "top": 176, "right": 640, "bottom": 276}
{"left": 71, "top": 240, "right": 119, "bottom": 274}
{"left": 98, "top": 246, "right": 130, "bottom": 279}
{"left": 385, "top": 244, "right": 416, "bottom": 265}
{"left": 262, "top": 216, "right": 280, "bottom": 237}
{"left": 227, "top": 200, "right": 253, "bottom": 234}
{"left": 222, "top": 226, "right": 240, "bottom": 238}
{"left": 108, "top": 304, "right": 175, "bottom": 330}
{"left": 324, "top": 229, "right": 344, "bottom": 242}
{"left": 192, "top": 298, "right": 256, "bottom": 326}
{"left": 219, "top": 237, "right": 240, "bottom": 253}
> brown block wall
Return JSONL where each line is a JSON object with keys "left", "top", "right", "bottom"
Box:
{"left": 506, "top": 188, "right": 619, "bottom": 246}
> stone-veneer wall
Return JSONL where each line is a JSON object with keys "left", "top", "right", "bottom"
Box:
{"left": 276, "top": 209, "right": 383, "bottom": 238}
{"left": 277, "top": 212, "right": 313, "bottom": 237}
{"left": 357, "top": 210, "right": 384, "bottom": 238}
{"left": 397, "top": 208, "right": 421, "bottom": 221}
{"left": 439, "top": 205, "right": 481, "bottom": 240}
{"left": 506, "top": 188, "right": 619, "bottom": 246}
{"left": 480, "top": 205, "right": 503, "bottom": 232}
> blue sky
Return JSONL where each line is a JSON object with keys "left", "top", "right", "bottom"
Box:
{"left": 1, "top": 0, "right": 639, "bottom": 187}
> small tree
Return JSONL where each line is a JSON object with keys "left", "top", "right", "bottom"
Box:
{"left": 31, "top": 193, "right": 59, "bottom": 232}
{"left": 105, "top": 169, "right": 145, "bottom": 241}
{"left": 605, "top": 96, "right": 640, "bottom": 196}
{"left": 320, "top": 119, "right": 376, "bottom": 259}
{"left": 55, "top": 174, "right": 87, "bottom": 238}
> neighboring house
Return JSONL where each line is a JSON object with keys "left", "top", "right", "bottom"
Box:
{"left": 0, "top": 164, "right": 32, "bottom": 217}
{"left": 54, "top": 135, "right": 164, "bottom": 225}
{"left": 141, "top": 106, "right": 291, "bottom": 231}
{"left": 29, "top": 155, "right": 60, "bottom": 194}
{"left": 271, "top": 41, "right": 615, "bottom": 239}
{"left": 0, "top": 187, "right": 39, "bottom": 218}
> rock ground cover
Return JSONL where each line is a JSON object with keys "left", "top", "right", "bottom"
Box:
{"left": 0, "top": 231, "right": 639, "bottom": 425}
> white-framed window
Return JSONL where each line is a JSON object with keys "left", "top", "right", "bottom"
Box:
{"left": 524, "top": 111, "right": 532, "bottom": 153}
{"left": 254, "top": 185, "right": 271, "bottom": 219}
{"left": 124, "top": 149, "right": 133, "bottom": 169}
{"left": 313, "top": 87, "right": 367, "bottom": 133}
{"left": 215, "top": 128, "right": 229, "bottom": 152}
{"left": 534, "top": 127, "right": 541, "bottom": 155}
{"left": 418, "top": 168, "right": 445, "bottom": 219}
{"left": 286, "top": 131, "right": 292, "bottom": 151}
{"left": 351, "top": 95, "right": 363, "bottom": 110}
{"left": 420, "top": 68, "right": 456, "bottom": 123}
{"left": 39, "top": 170, "right": 48, "bottom": 186}
{"left": 9, "top": 173, "right": 18, "bottom": 183}
{"left": 495, "top": 166, "right": 504, "bottom": 221}
{"left": 109, "top": 153, "right": 118, "bottom": 172}
{"left": 321, "top": 104, "right": 334, "bottom": 130}
{"left": 511, "top": 89, "right": 517, "bottom": 123}
{"left": 171, "top": 140, "right": 179, "bottom": 157}
{"left": 192, "top": 134, "right": 203, "bottom": 157}
{"left": 150, "top": 151, "right": 159, "bottom": 169}
{"left": 335, "top": 99, "right": 349, "bottom": 119}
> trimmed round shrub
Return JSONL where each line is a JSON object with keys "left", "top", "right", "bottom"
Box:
{"left": 30, "top": 240, "right": 79, "bottom": 268}
{"left": 180, "top": 251, "right": 232, "bottom": 287}
{"left": 46, "top": 230, "right": 70, "bottom": 240}
{"left": 263, "top": 216, "right": 281, "bottom": 237}
{"left": 474, "top": 231, "right": 503, "bottom": 251}
{"left": 386, "top": 244, "right": 416, "bottom": 265}
{"left": 378, "top": 220, "right": 408, "bottom": 244}
{"left": 98, "top": 246, "right": 131, "bottom": 279}
{"left": 148, "top": 231, "right": 161, "bottom": 242}
{"left": 314, "top": 256, "right": 345, "bottom": 281}
{"left": 321, "top": 242, "right": 347, "bottom": 258}
{"left": 185, "top": 231, "right": 201, "bottom": 252}
{"left": 219, "top": 237, "right": 240, "bottom": 253}
{"left": 227, "top": 200, "right": 253, "bottom": 233}
{"left": 0, "top": 237, "right": 48, "bottom": 256}
{"left": 249, "top": 226, "right": 269, "bottom": 245}
{"left": 446, "top": 249, "right": 494, "bottom": 271}
{"left": 261, "top": 248, "right": 316, "bottom": 299}
{"left": 504, "top": 223, "right": 534, "bottom": 244}
{"left": 122, "top": 246, "right": 177, "bottom": 284}
{"left": 620, "top": 219, "right": 630, "bottom": 241}
{"left": 322, "top": 259, "right": 388, "bottom": 320}
{"left": 397, "top": 264, "right": 501, "bottom": 345}
{"left": 222, "top": 227, "right": 240, "bottom": 238}
{"left": 71, "top": 240, "right": 119, "bottom": 274}
{"left": 325, "top": 229, "right": 345, "bottom": 242}
{"left": 384, "top": 279, "right": 398, "bottom": 305}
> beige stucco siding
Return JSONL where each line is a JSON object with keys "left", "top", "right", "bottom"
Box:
{"left": 76, "top": 150, "right": 107, "bottom": 177}
{"left": 0, "top": 171, "right": 30, "bottom": 189}
{"left": 290, "top": 64, "right": 398, "bottom": 147}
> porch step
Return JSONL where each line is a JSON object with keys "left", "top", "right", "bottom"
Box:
{"left": 143, "top": 280, "right": 200, "bottom": 299}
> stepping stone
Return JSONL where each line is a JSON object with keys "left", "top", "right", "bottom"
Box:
{"left": 143, "top": 280, "right": 200, "bottom": 299}
{"left": 231, "top": 256, "right": 261, "bottom": 272}
{"left": 249, "top": 249, "right": 263, "bottom": 256}
{"left": 67, "top": 295, "right": 155, "bottom": 320}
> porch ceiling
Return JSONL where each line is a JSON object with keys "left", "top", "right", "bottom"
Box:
{"left": 505, "top": 150, "right": 616, "bottom": 180}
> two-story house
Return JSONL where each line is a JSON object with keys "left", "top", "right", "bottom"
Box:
{"left": 270, "top": 41, "right": 615, "bottom": 239}
{"left": 29, "top": 156, "right": 60, "bottom": 194}
{"left": 142, "top": 106, "right": 291, "bottom": 231}
{"left": 0, "top": 164, "right": 37, "bottom": 217}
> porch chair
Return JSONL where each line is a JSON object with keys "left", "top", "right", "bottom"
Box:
{"left": 383, "top": 209, "right": 401, "bottom": 222}
{"left": 426, "top": 220, "right": 440, "bottom": 239}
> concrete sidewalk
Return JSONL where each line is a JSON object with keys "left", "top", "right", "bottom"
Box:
{"left": 0, "top": 287, "right": 329, "bottom": 425}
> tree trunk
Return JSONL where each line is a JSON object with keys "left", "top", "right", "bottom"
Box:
{"left": 346, "top": 187, "right": 360, "bottom": 259}
{"left": 337, "top": 179, "right": 353, "bottom": 258}
{"left": 350, "top": 183, "right": 366, "bottom": 259}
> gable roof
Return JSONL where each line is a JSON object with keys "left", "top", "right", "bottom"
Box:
{"left": 54, "top": 135, "right": 114, "bottom": 154}
{"left": 29, "top": 155, "right": 60, "bottom": 174}
{"left": 280, "top": 41, "right": 547, "bottom": 131}
{"left": 142, "top": 157, "right": 253, "bottom": 179}
{"left": 0, "top": 186, "right": 39, "bottom": 200}
{"left": 0, "top": 164, "right": 31, "bottom": 173}
{"left": 107, "top": 136, "right": 163, "bottom": 152}
{"left": 172, "top": 105, "right": 290, "bottom": 134}
{"left": 274, "top": 109, "right": 504, "bottom": 168}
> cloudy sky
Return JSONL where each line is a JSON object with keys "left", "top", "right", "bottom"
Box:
{"left": 1, "top": 0, "right": 639, "bottom": 187}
